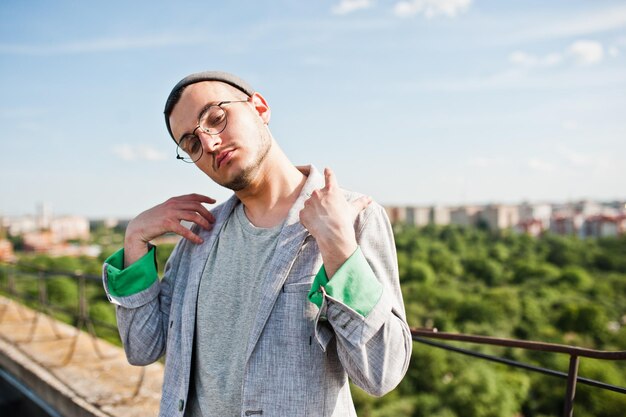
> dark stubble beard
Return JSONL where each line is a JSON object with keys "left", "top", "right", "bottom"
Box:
{"left": 223, "top": 129, "right": 272, "bottom": 192}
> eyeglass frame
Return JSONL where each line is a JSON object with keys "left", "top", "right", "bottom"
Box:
{"left": 175, "top": 99, "right": 249, "bottom": 163}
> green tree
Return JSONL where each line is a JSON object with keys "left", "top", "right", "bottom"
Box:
{"left": 463, "top": 256, "right": 505, "bottom": 286}
{"left": 156, "top": 243, "right": 177, "bottom": 274}
{"left": 559, "top": 266, "right": 593, "bottom": 291}
{"left": 428, "top": 243, "right": 463, "bottom": 277}
{"left": 407, "top": 260, "right": 436, "bottom": 285}
{"left": 445, "top": 363, "right": 529, "bottom": 417}
{"left": 47, "top": 277, "right": 78, "bottom": 308}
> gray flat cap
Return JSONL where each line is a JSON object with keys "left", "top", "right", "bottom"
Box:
{"left": 163, "top": 70, "right": 255, "bottom": 141}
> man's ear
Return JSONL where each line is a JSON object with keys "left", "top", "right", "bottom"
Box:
{"left": 250, "top": 92, "right": 271, "bottom": 125}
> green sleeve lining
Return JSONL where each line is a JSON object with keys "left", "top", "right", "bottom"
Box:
{"left": 104, "top": 246, "right": 158, "bottom": 297}
{"left": 308, "top": 247, "right": 383, "bottom": 317}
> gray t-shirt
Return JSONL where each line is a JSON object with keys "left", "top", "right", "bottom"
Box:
{"left": 185, "top": 202, "right": 283, "bottom": 417}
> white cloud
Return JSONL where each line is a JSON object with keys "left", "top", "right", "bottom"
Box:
{"left": 543, "top": 53, "right": 563, "bottom": 67}
{"left": 394, "top": 65, "right": 626, "bottom": 93}
{"left": 113, "top": 144, "right": 167, "bottom": 161}
{"left": 331, "top": 0, "right": 373, "bottom": 15}
{"left": 528, "top": 158, "right": 557, "bottom": 173}
{"left": 509, "top": 51, "right": 535, "bottom": 67}
{"left": 609, "top": 46, "right": 620, "bottom": 57}
{"left": 393, "top": 0, "right": 471, "bottom": 19}
{"left": 510, "top": 5, "right": 626, "bottom": 42}
{"left": 568, "top": 40, "right": 604, "bottom": 65}
{"left": 509, "top": 51, "right": 562, "bottom": 68}
{"left": 510, "top": 40, "right": 604, "bottom": 70}
{"left": 0, "top": 33, "right": 205, "bottom": 56}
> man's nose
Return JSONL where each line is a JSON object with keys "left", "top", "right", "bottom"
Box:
{"left": 199, "top": 130, "right": 222, "bottom": 153}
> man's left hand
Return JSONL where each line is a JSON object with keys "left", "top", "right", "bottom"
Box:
{"left": 299, "top": 168, "right": 372, "bottom": 278}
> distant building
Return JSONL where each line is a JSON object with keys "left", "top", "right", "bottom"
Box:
{"left": 384, "top": 205, "right": 451, "bottom": 226}
{"left": 479, "top": 205, "right": 520, "bottom": 230}
{"left": 374, "top": 199, "right": 625, "bottom": 238}
{"left": 6, "top": 216, "right": 38, "bottom": 236}
{"left": 583, "top": 214, "right": 626, "bottom": 238}
{"left": 606, "top": 200, "right": 626, "bottom": 214}
{"left": 405, "top": 206, "right": 430, "bottom": 226}
{"left": 430, "top": 206, "right": 451, "bottom": 225}
{"left": 37, "top": 202, "right": 52, "bottom": 230}
{"left": 519, "top": 202, "right": 552, "bottom": 229}
{"left": 50, "top": 216, "right": 90, "bottom": 242}
{"left": 574, "top": 200, "right": 603, "bottom": 217}
{"left": 0, "top": 239, "right": 15, "bottom": 262}
{"left": 515, "top": 219, "right": 545, "bottom": 237}
{"left": 450, "top": 206, "right": 482, "bottom": 227}
{"left": 550, "top": 213, "right": 585, "bottom": 236}
{"left": 384, "top": 206, "right": 407, "bottom": 224}
{"left": 3, "top": 204, "right": 92, "bottom": 255}
{"left": 22, "top": 231, "right": 55, "bottom": 253}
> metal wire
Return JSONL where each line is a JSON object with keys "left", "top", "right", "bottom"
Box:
{"left": 0, "top": 262, "right": 148, "bottom": 410}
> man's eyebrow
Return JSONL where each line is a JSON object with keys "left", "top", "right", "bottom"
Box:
{"left": 177, "top": 101, "right": 221, "bottom": 142}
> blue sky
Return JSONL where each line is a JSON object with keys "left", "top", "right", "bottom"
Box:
{"left": 1, "top": 0, "right": 625, "bottom": 218}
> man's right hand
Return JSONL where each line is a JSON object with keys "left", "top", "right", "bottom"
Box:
{"left": 124, "top": 193, "right": 217, "bottom": 267}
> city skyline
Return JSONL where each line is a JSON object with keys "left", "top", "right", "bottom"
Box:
{"left": 4, "top": 196, "right": 625, "bottom": 222}
{"left": 1, "top": 0, "right": 625, "bottom": 218}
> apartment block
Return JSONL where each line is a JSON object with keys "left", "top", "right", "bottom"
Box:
{"left": 480, "top": 205, "right": 520, "bottom": 230}
{"left": 430, "top": 206, "right": 451, "bottom": 226}
{"left": 384, "top": 206, "right": 407, "bottom": 224}
{"left": 450, "top": 206, "right": 482, "bottom": 227}
{"left": 583, "top": 215, "right": 626, "bottom": 238}
{"left": 405, "top": 206, "right": 431, "bottom": 226}
{"left": 519, "top": 202, "right": 552, "bottom": 228}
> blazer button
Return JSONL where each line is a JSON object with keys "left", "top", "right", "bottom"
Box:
{"left": 178, "top": 399, "right": 184, "bottom": 411}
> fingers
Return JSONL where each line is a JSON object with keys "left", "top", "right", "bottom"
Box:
{"left": 171, "top": 222, "right": 204, "bottom": 244}
{"left": 139, "top": 194, "right": 217, "bottom": 245}
{"left": 323, "top": 167, "right": 338, "bottom": 191}
{"left": 179, "top": 211, "right": 214, "bottom": 231}
{"left": 178, "top": 201, "right": 216, "bottom": 225}
{"left": 178, "top": 193, "right": 217, "bottom": 204}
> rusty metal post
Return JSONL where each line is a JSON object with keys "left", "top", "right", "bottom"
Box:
{"left": 7, "top": 265, "right": 31, "bottom": 320}
{"left": 79, "top": 272, "right": 112, "bottom": 359}
{"left": 563, "top": 355, "right": 580, "bottom": 417}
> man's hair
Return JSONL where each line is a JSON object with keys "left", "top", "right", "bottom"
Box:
{"left": 164, "top": 70, "right": 255, "bottom": 142}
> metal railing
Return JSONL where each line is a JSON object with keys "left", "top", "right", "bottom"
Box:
{"left": 411, "top": 329, "right": 626, "bottom": 417}
{"left": 1, "top": 262, "right": 625, "bottom": 416}
{"left": 0, "top": 262, "right": 147, "bottom": 408}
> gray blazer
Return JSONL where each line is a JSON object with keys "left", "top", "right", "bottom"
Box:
{"left": 103, "top": 165, "right": 412, "bottom": 417}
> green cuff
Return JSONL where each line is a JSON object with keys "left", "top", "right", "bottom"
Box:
{"left": 308, "top": 247, "right": 383, "bottom": 317}
{"left": 104, "top": 246, "right": 158, "bottom": 297}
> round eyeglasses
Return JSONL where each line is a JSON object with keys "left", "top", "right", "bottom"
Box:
{"left": 175, "top": 100, "right": 248, "bottom": 163}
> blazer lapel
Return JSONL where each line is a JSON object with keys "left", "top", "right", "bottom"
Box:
{"left": 244, "top": 165, "right": 325, "bottom": 363}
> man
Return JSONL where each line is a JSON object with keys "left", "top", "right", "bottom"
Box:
{"left": 102, "top": 71, "right": 411, "bottom": 417}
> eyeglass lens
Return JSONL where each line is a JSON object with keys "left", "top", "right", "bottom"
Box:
{"left": 199, "top": 105, "right": 227, "bottom": 135}
{"left": 176, "top": 105, "right": 228, "bottom": 162}
{"left": 177, "top": 136, "right": 202, "bottom": 162}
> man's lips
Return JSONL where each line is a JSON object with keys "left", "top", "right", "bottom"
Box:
{"left": 215, "top": 149, "right": 235, "bottom": 169}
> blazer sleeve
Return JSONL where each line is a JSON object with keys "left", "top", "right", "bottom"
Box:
{"left": 102, "top": 236, "right": 188, "bottom": 366}
{"left": 311, "top": 202, "right": 412, "bottom": 397}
